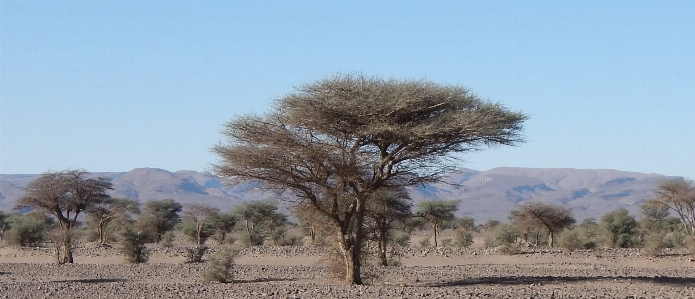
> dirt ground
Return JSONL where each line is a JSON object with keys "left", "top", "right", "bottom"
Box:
{"left": 1, "top": 244, "right": 695, "bottom": 298}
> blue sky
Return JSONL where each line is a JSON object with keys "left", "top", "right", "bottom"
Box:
{"left": 1, "top": 1, "right": 694, "bottom": 179}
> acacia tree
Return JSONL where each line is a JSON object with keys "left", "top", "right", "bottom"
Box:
{"left": 231, "top": 200, "right": 286, "bottom": 246}
{"left": 415, "top": 199, "right": 460, "bottom": 247}
{"left": 510, "top": 202, "right": 575, "bottom": 247}
{"left": 137, "top": 199, "right": 182, "bottom": 242}
{"left": 15, "top": 170, "right": 112, "bottom": 264}
{"left": 182, "top": 203, "right": 220, "bottom": 245}
{"left": 87, "top": 198, "right": 140, "bottom": 245}
{"left": 213, "top": 74, "right": 527, "bottom": 284}
{"left": 649, "top": 179, "right": 695, "bottom": 239}
{"left": 601, "top": 208, "right": 639, "bottom": 248}
{"left": 364, "top": 187, "right": 412, "bottom": 265}
{"left": 209, "top": 212, "right": 237, "bottom": 245}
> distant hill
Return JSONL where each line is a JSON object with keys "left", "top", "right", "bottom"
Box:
{"left": 0, "top": 167, "right": 679, "bottom": 223}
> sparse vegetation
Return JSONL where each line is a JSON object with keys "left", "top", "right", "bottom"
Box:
{"left": 201, "top": 247, "right": 239, "bottom": 283}
{"left": 184, "top": 245, "right": 208, "bottom": 263}
{"left": 119, "top": 229, "right": 150, "bottom": 264}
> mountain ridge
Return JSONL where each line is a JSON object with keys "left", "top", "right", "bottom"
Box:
{"left": 0, "top": 167, "right": 680, "bottom": 223}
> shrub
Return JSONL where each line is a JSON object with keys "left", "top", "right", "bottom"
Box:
{"left": 419, "top": 238, "right": 430, "bottom": 247}
{"left": 278, "top": 235, "right": 303, "bottom": 246}
{"left": 440, "top": 238, "right": 453, "bottom": 247}
{"left": 494, "top": 224, "right": 519, "bottom": 246}
{"left": 6, "top": 215, "right": 48, "bottom": 247}
{"left": 560, "top": 229, "right": 582, "bottom": 251}
{"left": 119, "top": 229, "right": 150, "bottom": 263}
{"left": 185, "top": 245, "right": 209, "bottom": 263}
{"left": 666, "top": 230, "right": 686, "bottom": 248}
{"left": 160, "top": 231, "right": 175, "bottom": 248}
{"left": 238, "top": 230, "right": 265, "bottom": 246}
{"left": 498, "top": 243, "right": 520, "bottom": 255}
{"left": 202, "top": 247, "right": 239, "bottom": 283}
{"left": 643, "top": 233, "right": 665, "bottom": 257}
{"left": 452, "top": 230, "right": 474, "bottom": 247}
{"left": 388, "top": 228, "right": 411, "bottom": 247}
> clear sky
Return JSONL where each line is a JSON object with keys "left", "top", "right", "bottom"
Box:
{"left": 1, "top": 1, "right": 694, "bottom": 178}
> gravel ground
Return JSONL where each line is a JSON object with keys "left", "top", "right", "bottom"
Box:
{"left": 1, "top": 245, "right": 695, "bottom": 298}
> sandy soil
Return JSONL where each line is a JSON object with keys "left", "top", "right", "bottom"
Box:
{"left": 1, "top": 244, "right": 694, "bottom": 298}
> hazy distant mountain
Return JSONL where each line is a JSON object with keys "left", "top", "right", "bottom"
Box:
{"left": 409, "top": 167, "right": 678, "bottom": 222}
{"left": 0, "top": 167, "right": 679, "bottom": 223}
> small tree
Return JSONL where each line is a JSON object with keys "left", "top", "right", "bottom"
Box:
{"left": 415, "top": 199, "right": 460, "bottom": 247}
{"left": 510, "top": 202, "right": 575, "bottom": 248}
{"left": 15, "top": 170, "right": 112, "bottom": 264}
{"left": 649, "top": 179, "right": 695, "bottom": 240}
{"left": 364, "top": 188, "right": 412, "bottom": 265}
{"left": 209, "top": 212, "right": 237, "bottom": 245}
{"left": 86, "top": 198, "right": 140, "bottom": 245}
{"left": 182, "top": 203, "right": 219, "bottom": 245}
{"left": 137, "top": 199, "right": 182, "bottom": 243}
{"left": 601, "top": 208, "right": 639, "bottom": 248}
{"left": 231, "top": 201, "right": 286, "bottom": 246}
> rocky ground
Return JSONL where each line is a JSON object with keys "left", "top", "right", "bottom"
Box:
{"left": 1, "top": 244, "right": 695, "bottom": 298}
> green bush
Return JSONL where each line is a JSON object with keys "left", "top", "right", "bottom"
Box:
{"left": 238, "top": 230, "right": 265, "bottom": 246}
{"left": 160, "top": 231, "right": 175, "bottom": 248}
{"left": 560, "top": 228, "right": 596, "bottom": 251}
{"left": 665, "top": 230, "right": 686, "bottom": 248}
{"left": 494, "top": 224, "right": 519, "bottom": 246}
{"left": 643, "top": 233, "right": 666, "bottom": 257}
{"left": 201, "top": 247, "right": 239, "bottom": 283}
{"left": 6, "top": 215, "right": 48, "bottom": 247}
{"left": 388, "top": 228, "right": 411, "bottom": 247}
{"left": 452, "top": 230, "right": 474, "bottom": 247}
{"left": 119, "top": 229, "right": 150, "bottom": 263}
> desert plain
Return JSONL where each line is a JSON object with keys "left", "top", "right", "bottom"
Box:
{"left": 1, "top": 243, "right": 695, "bottom": 299}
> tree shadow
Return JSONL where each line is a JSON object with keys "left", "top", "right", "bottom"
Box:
{"left": 51, "top": 278, "right": 129, "bottom": 284}
{"left": 424, "top": 275, "right": 695, "bottom": 287}
{"left": 233, "top": 277, "right": 297, "bottom": 284}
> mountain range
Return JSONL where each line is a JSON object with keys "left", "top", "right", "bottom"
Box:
{"left": 0, "top": 167, "right": 679, "bottom": 223}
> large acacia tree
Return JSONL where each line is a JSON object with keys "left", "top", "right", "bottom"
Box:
{"left": 16, "top": 170, "right": 112, "bottom": 264}
{"left": 213, "top": 74, "right": 527, "bottom": 284}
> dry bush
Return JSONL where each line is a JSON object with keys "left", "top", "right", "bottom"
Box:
{"left": 119, "top": 229, "right": 150, "bottom": 263}
{"left": 642, "top": 233, "right": 667, "bottom": 257}
{"left": 201, "top": 247, "right": 239, "bottom": 283}
{"left": 497, "top": 243, "right": 520, "bottom": 255}
{"left": 184, "top": 245, "right": 208, "bottom": 263}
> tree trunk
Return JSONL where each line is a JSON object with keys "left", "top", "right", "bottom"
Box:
{"left": 433, "top": 222, "right": 439, "bottom": 247}
{"left": 99, "top": 220, "right": 107, "bottom": 244}
{"left": 57, "top": 230, "right": 74, "bottom": 264}
{"left": 336, "top": 197, "right": 366, "bottom": 285}
{"left": 548, "top": 231, "right": 554, "bottom": 248}
{"left": 378, "top": 226, "right": 388, "bottom": 266}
